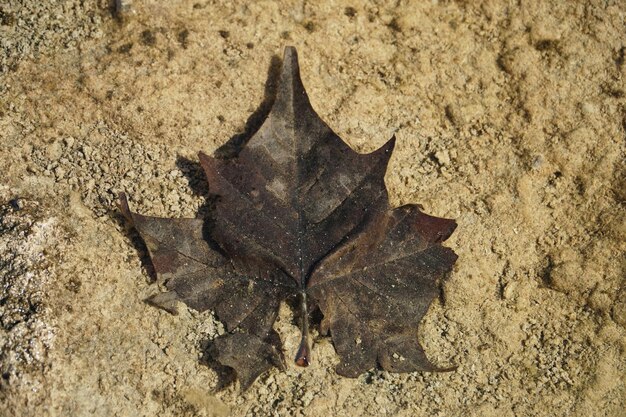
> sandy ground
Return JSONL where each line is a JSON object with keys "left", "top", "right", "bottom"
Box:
{"left": 1, "top": 1, "right": 624, "bottom": 416}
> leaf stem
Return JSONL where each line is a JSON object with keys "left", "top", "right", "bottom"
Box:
{"left": 294, "top": 291, "right": 310, "bottom": 366}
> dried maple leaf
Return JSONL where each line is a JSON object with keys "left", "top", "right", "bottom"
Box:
{"left": 119, "top": 46, "right": 458, "bottom": 389}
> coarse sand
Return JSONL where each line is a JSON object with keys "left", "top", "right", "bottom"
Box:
{"left": 0, "top": 1, "right": 624, "bottom": 416}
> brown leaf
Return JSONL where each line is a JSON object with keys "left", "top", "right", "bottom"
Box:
{"left": 308, "top": 205, "right": 457, "bottom": 376}
{"left": 119, "top": 193, "right": 293, "bottom": 385}
{"left": 119, "top": 46, "right": 458, "bottom": 389}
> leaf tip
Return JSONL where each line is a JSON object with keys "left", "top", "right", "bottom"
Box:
{"left": 280, "top": 45, "right": 301, "bottom": 87}
{"left": 199, "top": 150, "right": 221, "bottom": 173}
{"left": 437, "top": 364, "right": 459, "bottom": 372}
{"left": 383, "top": 135, "right": 397, "bottom": 153}
{"left": 368, "top": 135, "right": 396, "bottom": 164}
{"left": 197, "top": 151, "right": 209, "bottom": 162}
{"left": 282, "top": 45, "right": 299, "bottom": 68}
{"left": 428, "top": 214, "right": 457, "bottom": 244}
{"left": 274, "top": 46, "right": 309, "bottom": 113}
{"left": 117, "top": 192, "right": 132, "bottom": 221}
{"left": 146, "top": 291, "right": 181, "bottom": 315}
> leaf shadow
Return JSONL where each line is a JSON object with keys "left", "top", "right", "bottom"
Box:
{"left": 174, "top": 53, "right": 282, "bottom": 220}
{"left": 112, "top": 210, "right": 158, "bottom": 283}
{"left": 213, "top": 54, "right": 282, "bottom": 159}
{"left": 174, "top": 157, "right": 216, "bottom": 220}
{"left": 116, "top": 53, "right": 281, "bottom": 292}
{"left": 199, "top": 342, "right": 237, "bottom": 391}
{"left": 173, "top": 53, "right": 283, "bottom": 387}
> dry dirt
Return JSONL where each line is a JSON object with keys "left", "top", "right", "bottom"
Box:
{"left": 1, "top": 1, "right": 625, "bottom": 416}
